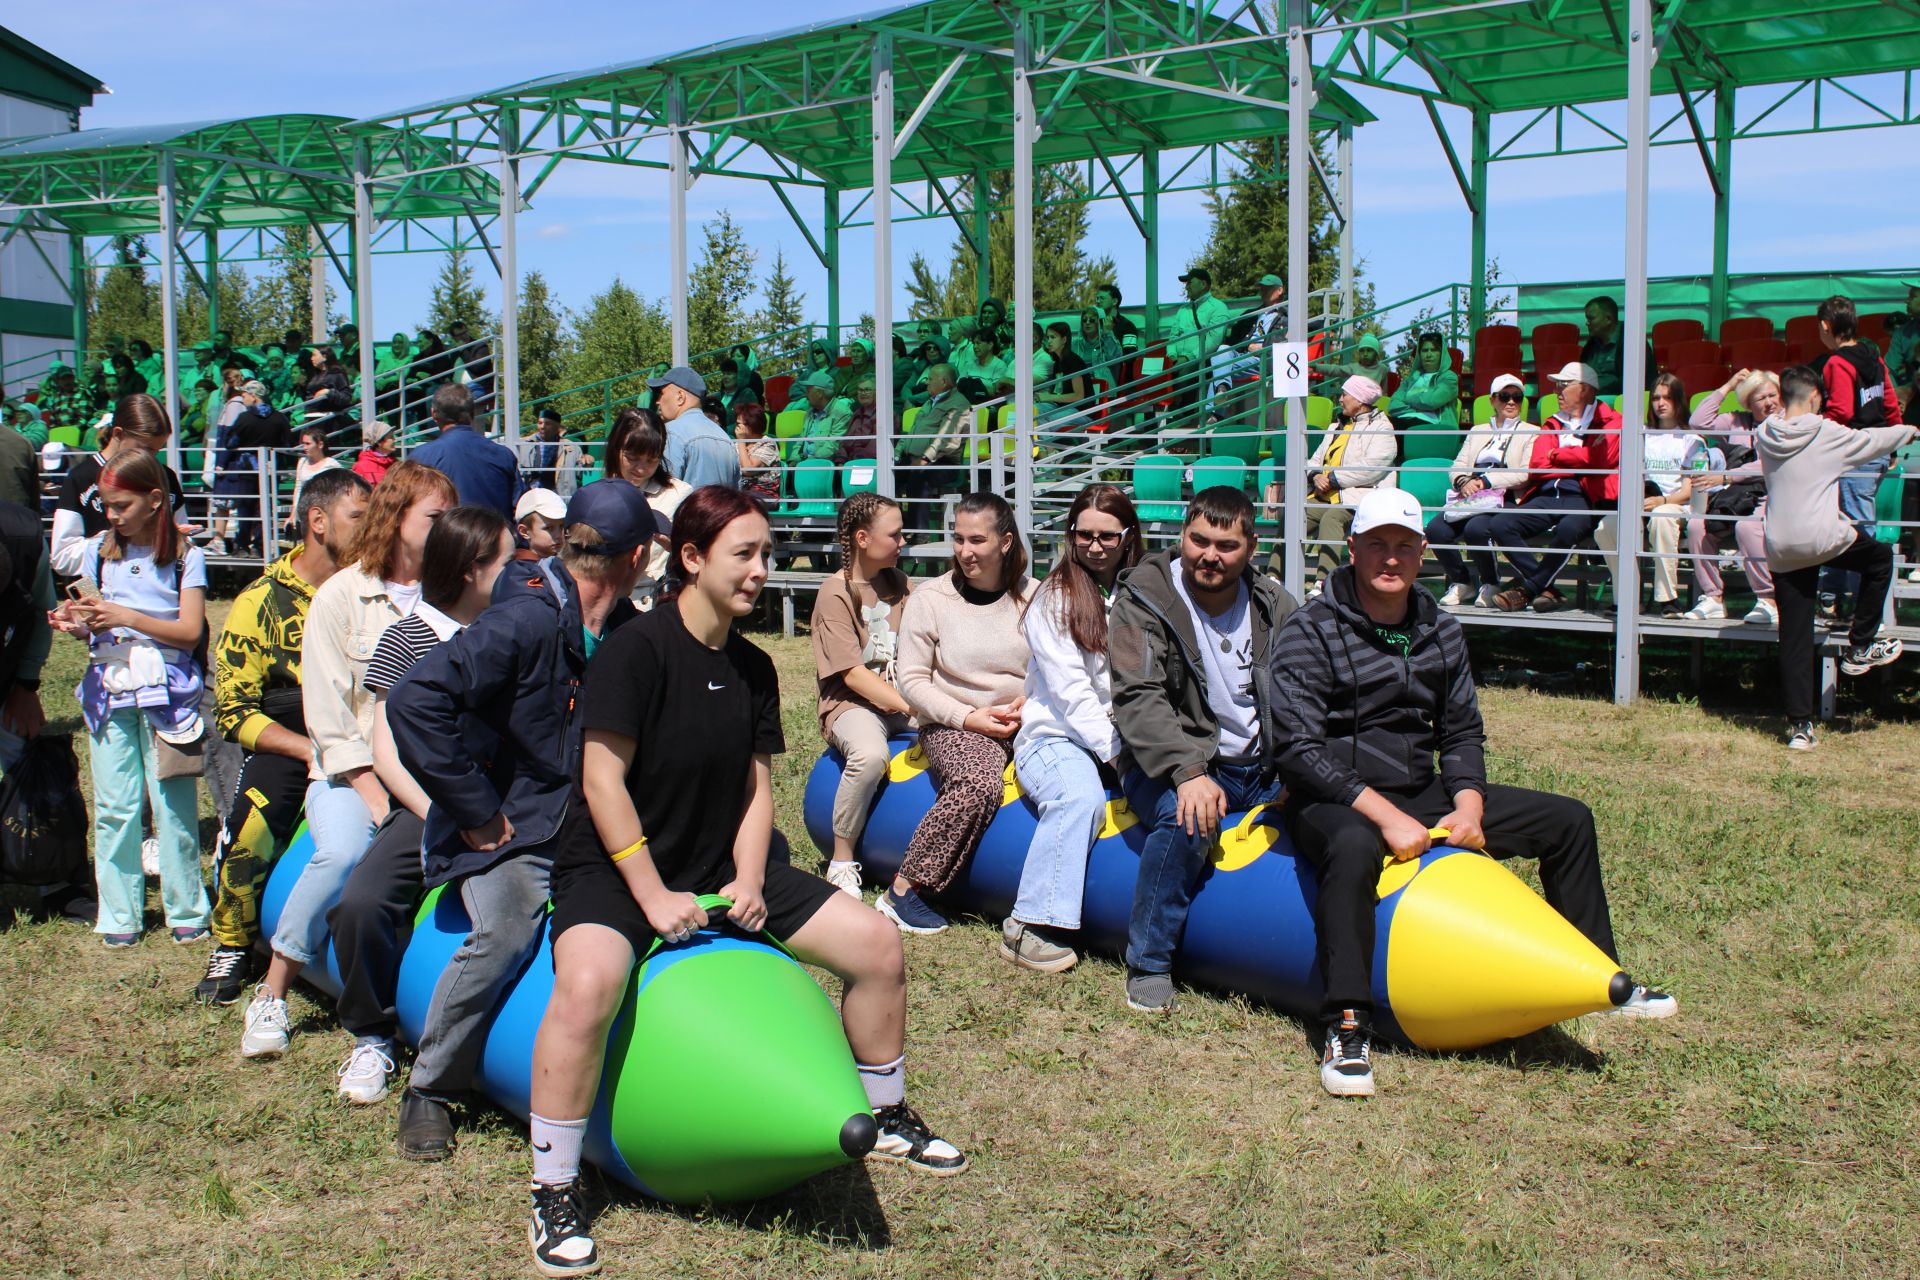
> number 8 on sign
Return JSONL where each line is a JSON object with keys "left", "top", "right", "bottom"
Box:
{"left": 1271, "top": 342, "right": 1309, "bottom": 397}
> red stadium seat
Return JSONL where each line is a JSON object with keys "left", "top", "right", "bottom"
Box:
{"left": 1718, "top": 316, "right": 1774, "bottom": 346}
{"left": 1533, "top": 345, "right": 1582, "bottom": 384}
{"left": 1725, "top": 339, "right": 1792, "bottom": 371}
{"left": 1651, "top": 318, "right": 1705, "bottom": 346}
{"left": 1474, "top": 324, "right": 1522, "bottom": 350}
{"left": 1673, "top": 364, "right": 1731, "bottom": 397}
{"left": 763, "top": 374, "right": 793, "bottom": 414}
{"left": 1472, "top": 364, "right": 1524, "bottom": 396}
{"left": 1669, "top": 339, "right": 1723, "bottom": 368}
{"left": 1860, "top": 311, "right": 1893, "bottom": 354}
{"left": 1784, "top": 315, "right": 1822, "bottom": 350}
{"left": 1530, "top": 322, "right": 1581, "bottom": 348}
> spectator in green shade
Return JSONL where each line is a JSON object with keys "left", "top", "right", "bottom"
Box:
{"left": 6, "top": 403, "right": 47, "bottom": 449}
{"left": 796, "top": 371, "right": 853, "bottom": 461}
{"left": 1073, "top": 306, "right": 1122, "bottom": 384}
{"left": 1391, "top": 332, "right": 1460, "bottom": 455}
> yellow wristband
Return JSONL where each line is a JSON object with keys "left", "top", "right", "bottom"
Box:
{"left": 609, "top": 836, "right": 648, "bottom": 864}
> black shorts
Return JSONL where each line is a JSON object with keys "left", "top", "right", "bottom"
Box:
{"left": 548, "top": 809, "right": 836, "bottom": 958}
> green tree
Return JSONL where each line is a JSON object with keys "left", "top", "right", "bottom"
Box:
{"left": 905, "top": 168, "right": 1116, "bottom": 321}
{"left": 755, "top": 247, "right": 808, "bottom": 373}
{"left": 247, "top": 235, "right": 328, "bottom": 345}
{"left": 557, "top": 277, "right": 671, "bottom": 436}
{"left": 427, "top": 248, "right": 493, "bottom": 337}
{"left": 687, "top": 211, "right": 757, "bottom": 361}
{"left": 516, "top": 270, "right": 568, "bottom": 409}
{"left": 1191, "top": 135, "right": 1350, "bottom": 304}
{"left": 87, "top": 236, "right": 160, "bottom": 347}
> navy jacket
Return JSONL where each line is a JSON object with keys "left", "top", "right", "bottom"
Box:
{"left": 388, "top": 557, "right": 636, "bottom": 886}
{"left": 410, "top": 423, "right": 524, "bottom": 520}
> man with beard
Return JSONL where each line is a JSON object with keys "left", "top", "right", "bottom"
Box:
{"left": 192, "top": 468, "right": 372, "bottom": 1005}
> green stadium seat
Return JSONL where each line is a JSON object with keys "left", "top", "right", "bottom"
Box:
{"left": 789, "top": 458, "right": 837, "bottom": 518}
{"left": 1396, "top": 466, "right": 1453, "bottom": 514}
{"left": 1873, "top": 465, "right": 1905, "bottom": 546}
{"left": 1190, "top": 455, "right": 1248, "bottom": 496}
{"left": 842, "top": 460, "right": 877, "bottom": 495}
{"left": 1133, "top": 453, "right": 1186, "bottom": 522}
{"left": 774, "top": 408, "right": 807, "bottom": 461}
{"left": 48, "top": 425, "right": 81, "bottom": 448}
{"left": 1536, "top": 393, "right": 1559, "bottom": 422}
{"left": 1306, "top": 395, "right": 1334, "bottom": 430}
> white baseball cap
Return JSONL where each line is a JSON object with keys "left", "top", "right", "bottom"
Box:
{"left": 1349, "top": 487, "right": 1426, "bottom": 539}
{"left": 1488, "top": 372, "right": 1525, "bottom": 397}
{"left": 515, "top": 488, "right": 568, "bottom": 523}
{"left": 1548, "top": 361, "right": 1597, "bottom": 387}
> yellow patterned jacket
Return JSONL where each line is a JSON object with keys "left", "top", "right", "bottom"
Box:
{"left": 214, "top": 551, "right": 315, "bottom": 751}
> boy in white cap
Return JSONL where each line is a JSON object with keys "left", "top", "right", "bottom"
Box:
{"left": 514, "top": 488, "right": 567, "bottom": 559}
{"left": 1272, "top": 488, "right": 1675, "bottom": 1097}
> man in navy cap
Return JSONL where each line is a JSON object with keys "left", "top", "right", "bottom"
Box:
{"left": 650, "top": 366, "right": 741, "bottom": 490}
{"left": 387, "top": 478, "right": 656, "bottom": 1161}
{"left": 410, "top": 382, "right": 524, "bottom": 520}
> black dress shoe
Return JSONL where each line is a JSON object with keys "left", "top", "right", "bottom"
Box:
{"left": 397, "top": 1088, "right": 457, "bottom": 1161}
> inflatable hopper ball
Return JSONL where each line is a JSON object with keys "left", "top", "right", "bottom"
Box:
{"left": 261, "top": 834, "right": 875, "bottom": 1201}
{"left": 803, "top": 741, "right": 1627, "bottom": 1050}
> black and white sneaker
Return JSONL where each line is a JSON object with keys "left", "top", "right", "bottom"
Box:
{"left": 528, "top": 1180, "right": 600, "bottom": 1277}
{"left": 1786, "top": 721, "right": 1818, "bottom": 751}
{"left": 195, "top": 945, "right": 251, "bottom": 1006}
{"left": 870, "top": 1103, "right": 969, "bottom": 1176}
{"left": 1602, "top": 984, "right": 1679, "bottom": 1019}
{"left": 1320, "top": 1009, "right": 1375, "bottom": 1097}
{"left": 1840, "top": 636, "right": 1903, "bottom": 676}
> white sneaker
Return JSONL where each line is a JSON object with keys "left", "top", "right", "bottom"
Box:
{"left": 1786, "top": 721, "right": 1817, "bottom": 751}
{"left": 822, "top": 860, "right": 865, "bottom": 900}
{"left": 1907, "top": 566, "right": 1920, "bottom": 584}
{"left": 1742, "top": 599, "right": 1778, "bottom": 627}
{"left": 1682, "top": 598, "right": 1725, "bottom": 621}
{"left": 1602, "top": 984, "right": 1679, "bottom": 1019}
{"left": 241, "top": 985, "right": 291, "bottom": 1059}
{"left": 1474, "top": 584, "right": 1498, "bottom": 609}
{"left": 1438, "top": 583, "right": 1471, "bottom": 607}
{"left": 336, "top": 1041, "right": 396, "bottom": 1104}
{"left": 206, "top": 537, "right": 228, "bottom": 558}
{"left": 141, "top": 836, "right": 159, "bottom": 876}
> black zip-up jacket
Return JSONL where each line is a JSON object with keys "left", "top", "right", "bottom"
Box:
{"left": 389, "top": 556, "right": 636, "bottom": 886}
{"left": 1270, "top": 565, "right": 1486, "bottom": 806}
{"left": 1110, "top": 549, "right": 1297, "bottom": 785}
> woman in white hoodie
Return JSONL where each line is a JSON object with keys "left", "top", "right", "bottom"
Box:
{"left": 1003, "top": 484, "right": 1142, "bottom": 974}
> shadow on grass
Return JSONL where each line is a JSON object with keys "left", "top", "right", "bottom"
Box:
{"left": 595, "top": 1158, "right": 893, "bottom": 1251}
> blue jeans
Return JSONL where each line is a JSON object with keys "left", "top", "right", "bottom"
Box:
{"left": 1124, "top": 760, "right": 1284, "bottom": 974}
{"left": 1011, "top": 736, "right": 1107, "bottom": 931}
{"left": 271, "top": 779, "right": 375, "bottom": 966}
{"left": 1820, "top": 459, "right": 1888, "bottom": 599}
{"left": 411, "top": 850, "right": 555, "bottom": 1096}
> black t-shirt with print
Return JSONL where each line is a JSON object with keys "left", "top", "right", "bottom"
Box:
{"left": 58, "top": 453, "right": 188, "bottom": 536}
{"left": 577, "top": 601, "right": 783, "bottom": 886}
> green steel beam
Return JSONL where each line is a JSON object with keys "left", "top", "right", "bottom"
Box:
{"left": 1467, "top": 106, "right": 1489, "bottom": 340}
{"left": 1709, "top": 88, "right": 1735, "bottom": 330}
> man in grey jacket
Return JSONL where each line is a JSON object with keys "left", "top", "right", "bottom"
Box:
{"left": 1110, "top": 487, "right": 1297, "bottom": 1014}
{"left": 1758, "top": 364, "right": 1917, "bottom": 750}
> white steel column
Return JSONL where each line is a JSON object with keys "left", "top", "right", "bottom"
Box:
{"left": 498, "top": 108, "right": 522, "bottom": 443}
{"left": 1282, "top": 5, "right": 1312, "bottom": 602}
{"left": 668, "top": 78, "right": 690, "bottom": 367}
{"left": 871, "top": 37, "right": 897, "bottom": 498}
{"left": 352, "top": 141, "right": 377, "bottom": 434}
{"left": 1616, "top": 0, "right": 1653, "bottom": 704}
{"left": 157, "top": 150, "right": 183, "bottom": 475}
{"left": 1011, "top": 20, "right": 1036, "bottom": 532}
{"left": 1337, "top": 123, "right": 1355, "bottom": 327}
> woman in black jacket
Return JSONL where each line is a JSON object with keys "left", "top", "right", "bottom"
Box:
{"left": 300, "top": 346, "right": 353, "bottom": 433}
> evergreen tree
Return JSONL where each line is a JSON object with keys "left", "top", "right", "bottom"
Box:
{"left": 754, "top": 247, "right": 809, "bottom": 376}
{"left": 249, "top": 235, "right": 327, "bottom": 346}
{"left": 427, "top": 248, "right": 493, "bottom": 337}
{"left": 557, "top": 278, "right": 670, "bottom": 436}
{"left": 905, "top": 169, "right": 1116, "bottom": 321}
{"left": 687, "top": 211, "right": 757, "bottom": 360}
{"left": 516, "top": 270, "right": 568, "bottom": 409}
{"left": 87, "top": 236, "right": 160, "bottom": 348}
{"left": 1191, "top": 136, "right": 1351, "bottom": 304}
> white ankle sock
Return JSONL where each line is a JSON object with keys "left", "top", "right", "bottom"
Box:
{"left": 530, "top": 1114, "right": 587, "bottom": 1186}
{"left": 857, "top": 1054, "right": 905, "bottom": 1109}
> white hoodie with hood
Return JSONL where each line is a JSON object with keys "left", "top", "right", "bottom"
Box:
{"left": 1755, "top": 411, "right": 1915, "bottom": 573}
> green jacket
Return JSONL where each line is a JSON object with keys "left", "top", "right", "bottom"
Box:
{"left": 799, "top": 396, "right": 854, "bottom": 460}
{"left": 1392, "top": 367, "right": 1459, "bottom": 429}
{"left": 1109, "top": 549, "right": 1297, "bottom": 785}
{"left": 1166, "top": 293, "right": 1233, "bottom": 364}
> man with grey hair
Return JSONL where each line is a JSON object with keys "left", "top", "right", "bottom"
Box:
{"left": 651, "top": 366, "right": 741, "bottom": 489}
{"left": 897, "top": 362, "right": 972, "bottom": 532}
{"left": 411, "top": 382, "right": 523, "bottom": 520}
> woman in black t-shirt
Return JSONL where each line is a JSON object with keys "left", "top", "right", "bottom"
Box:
{"left": 521, "top": 487, "right": 967, "bottom": 1277}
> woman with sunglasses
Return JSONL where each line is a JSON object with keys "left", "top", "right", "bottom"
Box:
{"left": 1427, "top": 373, "right": 1540, "bottom": 607}
{"left": 1003, "top": 485, "right": 1141, "bottom": 974}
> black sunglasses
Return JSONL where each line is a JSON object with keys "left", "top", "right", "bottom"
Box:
{"left": 1494, "top": 391, "right": 1524, "bottom": 403}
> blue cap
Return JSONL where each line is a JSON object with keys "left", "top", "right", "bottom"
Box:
{"left": 647, "top": 365, "right": 706, "bottom": 397}
{"left": 564, "top": 479, "right": 658, "bottom": 556}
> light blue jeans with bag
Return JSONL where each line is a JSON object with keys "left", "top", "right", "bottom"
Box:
{"left": 1010, "top": 735, "right": 1107, "bottom": 931}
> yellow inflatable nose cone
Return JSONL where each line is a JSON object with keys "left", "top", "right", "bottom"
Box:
{"left": 1383, "top": 849, "right": 1627, "bottom": 1051}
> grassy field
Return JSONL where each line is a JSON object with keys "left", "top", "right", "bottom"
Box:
{"left": 2, "top": 613, "right": 1917, "bottom": 1279}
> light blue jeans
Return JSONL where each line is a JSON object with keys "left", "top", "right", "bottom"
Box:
{"left": 270, "top": 779, "right": 375, "bottom": 966}
{"left": 90, "top": 709, "right": 208, "bottom": 935}
{"left": 1010, "top": 735, "right": 1107, "bottom": 931}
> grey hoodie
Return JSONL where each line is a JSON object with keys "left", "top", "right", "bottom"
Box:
{"left": 1755, "top": 411, "right": 1915, "bottom": 573}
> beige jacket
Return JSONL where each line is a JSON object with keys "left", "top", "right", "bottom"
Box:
{"left": 1448, "top": 418, "right": 1540, "bottom": 492}
{"left": 1306, "top": 406, "right": 1397, "bottom": 502}
{"left": 301, "top": 563, "right": 403, "bottom": 781}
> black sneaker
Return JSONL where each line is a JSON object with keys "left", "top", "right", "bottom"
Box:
{"left": 1840, "top": 636, "right": 1904, "bottom": 676}
{"left": 1320, "top": 1009, "right": 1375, "bottom": 1097}
{"left": 528, "top": 1180, "right": 600, "bottom": 1277}
{"left": 396, "top": 1088, "right": 456, "bottom": 1161}
{"left": 870, "top": 1103, "right": 968, "bottom": 1176}
{"left": 195, "top": 945, "right": 251, "bottom": 1006}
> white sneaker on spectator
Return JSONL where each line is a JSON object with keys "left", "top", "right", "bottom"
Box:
{"left": 1603, "top": 984, "right": 1678, "bottom": 1019}
{"left": 1785, "top": 721, "right": 1817, "bottom": 751}
{"left": 1743, "top": 599, "right": 1778, "bottom": 627}
{"left": 337, "top": 1041, "right": 396, "bottom": 1104}
{"left": 1682, "top": 598, "right": 1725, "bottom": 621}
{"left": 241, "top": 986, "right": 290, "bottom": 1059}
{"left": 1438, "top": 583, "right": 1472, "bottom": 607}
{"left": 1907, "top": 566, "right": 1920, "bottom": 584}
{"left": 1474, "top": 584, "right": 1498, "bottom": 609}
{"left": 822, "top": 860, "right": 865, "bottom": 900}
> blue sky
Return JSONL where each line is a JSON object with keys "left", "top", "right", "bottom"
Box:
{"left": 11, "top": 2, "right": 1919, "bottom": 337}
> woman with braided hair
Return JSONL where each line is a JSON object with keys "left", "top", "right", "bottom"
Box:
{"left": 809, "top": 493, "right": 913, "bottom": 899}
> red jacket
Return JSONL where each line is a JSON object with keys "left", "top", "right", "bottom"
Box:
{"left": 1822, "top": 343, "right": 1903, "bottom": 428}
{"left": 1523, "top": 399, "right": 1621, "bottom": 505}
{"left": 352, "top": 448, "right": 397, "bottom": 488}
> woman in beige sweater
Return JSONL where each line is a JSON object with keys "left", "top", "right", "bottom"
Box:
{"left": 882, "top": 492, "right": 1032, "bottom": 935}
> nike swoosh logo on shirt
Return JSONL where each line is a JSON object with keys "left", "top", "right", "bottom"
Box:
{"left": 708, "top": 681, "right": 726, "bottom": 691}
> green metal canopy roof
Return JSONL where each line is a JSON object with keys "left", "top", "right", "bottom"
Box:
{"left": 0, "top": 113, "right": 498, "bottom": 235}
{"left": 1314, "top": 0, "right": 1920, "bottom": 115}
{"left": 351, "top": 0, "right": 1373, "bottom": 191}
